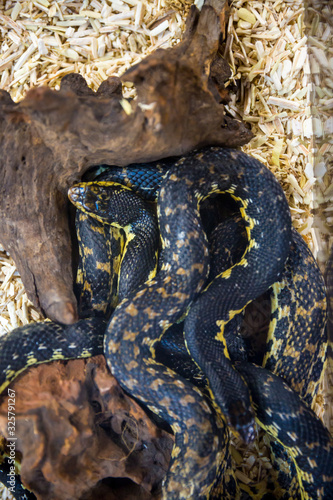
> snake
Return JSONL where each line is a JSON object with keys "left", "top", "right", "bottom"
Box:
{"left": 0, "top": 146, "right": 331, "bottom": 499}
{"left": 83, "top": 148, "right": 331, "bottom": 498}
{"left": 85, "top": 146, "right": 326, "bottom": 498}
{"left": 103, "top": 147, "right": 293, "bottom": 498}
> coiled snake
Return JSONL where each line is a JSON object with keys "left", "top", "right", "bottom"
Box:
{"left": 0, "top": 147, "right": 331, "bottom": 499}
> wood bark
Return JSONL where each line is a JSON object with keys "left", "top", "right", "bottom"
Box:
{"left": 0, "top": 0, "right": 252, "bottom": 323}
{"left": 0, "top": 357, "right": 173, "bottom": 500}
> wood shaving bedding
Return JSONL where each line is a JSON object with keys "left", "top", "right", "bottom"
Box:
{"left": 305, "top": 0, "right": 333, "bottom": 453}
{"left": 0, "top": 0, "right": 332, "bottom": 496}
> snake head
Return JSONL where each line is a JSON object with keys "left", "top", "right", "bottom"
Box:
{"left": 69, "top": 183, "right": 109, "bottom": 215}
{"left": 69, "top": 182, "right": 148, "bottom": 227}
{"left": 69, "top": 182, "right": 124, "bottom": 220}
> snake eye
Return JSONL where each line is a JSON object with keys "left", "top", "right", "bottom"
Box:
{"left": 72, "top": 185, "right": 85, "bottom": 195}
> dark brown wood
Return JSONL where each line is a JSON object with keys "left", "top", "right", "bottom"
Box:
{"left": 0, "top": 357, "right": 173, "bottom": 500}
{"left": 0, "top": 0, "right": 252, "bottom": 323}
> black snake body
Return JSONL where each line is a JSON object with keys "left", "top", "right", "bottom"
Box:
{"left": 155, "top": 222, "right": 331, "bottom": 499}
{"left": 72, "top": 182, "right": 159, "bottom": 312}
{"left": 98, "top": 147, "right": 328, "bottom": 498}
{"left": 74, "top": 209, "right": 123, "bottom": 318}
{"left": 0, "top": 147, "right": 331, "bottom": 499}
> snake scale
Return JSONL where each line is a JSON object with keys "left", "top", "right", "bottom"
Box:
{"left": 0, "top": 147, "right": 331, "bottom": 499}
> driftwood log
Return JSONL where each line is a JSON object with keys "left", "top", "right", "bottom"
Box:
{"left": 0, "top": 357, "right": 174, "bottom": 500}
{"left": 0, "top": 0, "right": 252, "bottom": 324}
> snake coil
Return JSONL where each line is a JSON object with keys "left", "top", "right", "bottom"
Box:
{"left": 0, "top": 147, "right": 331, "bottom": 500}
